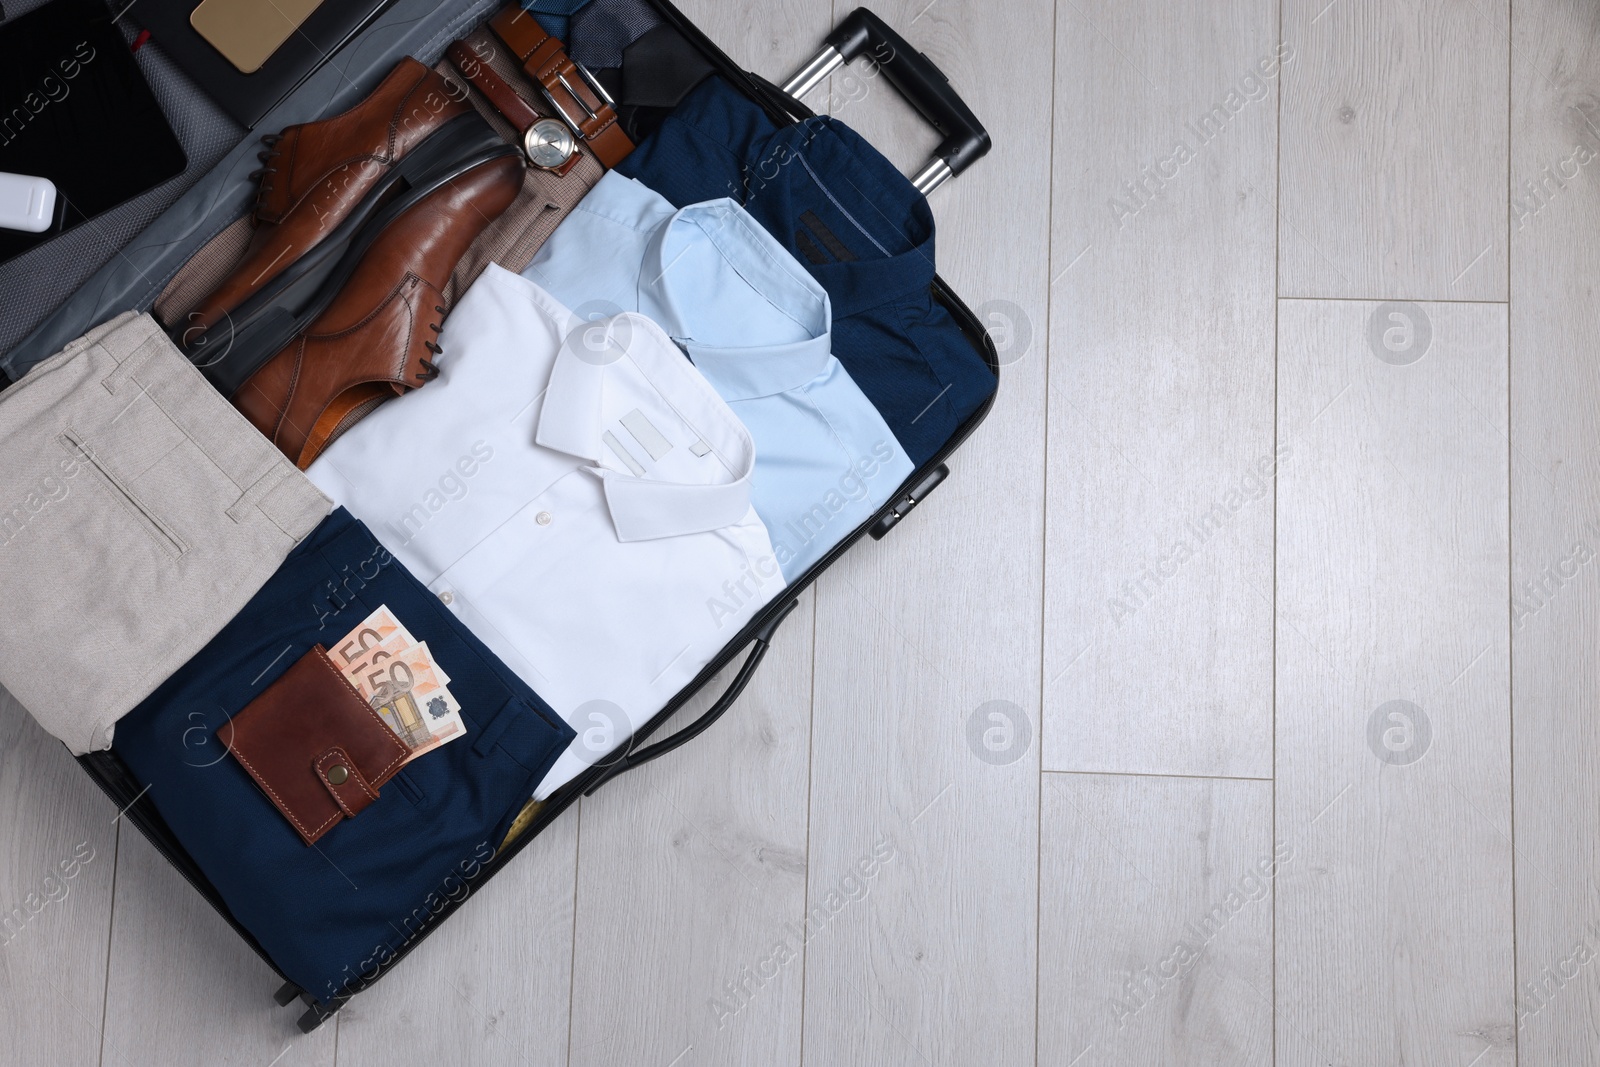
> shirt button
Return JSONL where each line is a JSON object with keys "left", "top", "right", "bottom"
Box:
{"left": 535, "top": 511, "right": 553, "bottom": 526}
{"left": 438, "top": 590, "right": 454, "bottom": 605}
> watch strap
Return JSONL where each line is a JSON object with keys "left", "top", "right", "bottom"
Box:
{"left": 446, "top": 39, "right": 580, "bottom": 176}
{"left": 488, "top": 5, "right": 634, "bottom": 169}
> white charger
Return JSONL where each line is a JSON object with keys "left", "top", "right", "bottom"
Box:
{"left": 0, "top": 172, "right": 58, "bottom": 233}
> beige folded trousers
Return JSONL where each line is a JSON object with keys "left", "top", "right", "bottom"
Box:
{"left": 0, "top": 312, "right": 331, "bottom": 753}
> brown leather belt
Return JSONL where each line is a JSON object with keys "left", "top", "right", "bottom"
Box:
{"left": 487, "top": 5, "right": 634, "bottom": 169}
{"left": 446, "top": 39, "right": 583, "bottom": 177}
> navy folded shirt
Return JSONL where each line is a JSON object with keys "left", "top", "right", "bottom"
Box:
{"left": 112, "top": 508, "right": 574, "bottom": 1003}
{"left": 616, "top": 75, "right": 995, "bottom": 467}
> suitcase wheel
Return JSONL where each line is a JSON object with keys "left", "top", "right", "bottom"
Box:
{"left": 297, "top": 1005, "right": 331, "bottom": 1034}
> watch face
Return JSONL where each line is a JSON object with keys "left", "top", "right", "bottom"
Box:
{"left": 524, "top": 119, "right": 577, "bottom": 170}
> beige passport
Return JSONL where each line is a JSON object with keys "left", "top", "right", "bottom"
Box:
{"left": 190, "top": 0, "right": 327, "bottom": 74}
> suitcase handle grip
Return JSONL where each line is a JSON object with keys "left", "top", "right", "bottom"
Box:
{"left": 782, "top": 8, "right": 991, "bottom": 194}
{"left": 582, "top": 597, "right": 802, "bottom": 796}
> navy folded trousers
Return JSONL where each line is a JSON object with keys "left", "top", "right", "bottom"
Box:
{"left": 113, "top": 508, "right": 574, "bottom": 1002}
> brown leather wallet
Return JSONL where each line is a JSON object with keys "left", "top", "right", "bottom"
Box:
{"left": 222, "top": 645, "right": 410, "bottom": 846}
{"left": 487, "top": 4, "right": 634, "bottom": 168}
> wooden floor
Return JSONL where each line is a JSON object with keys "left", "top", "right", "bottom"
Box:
{"left": 2, "top": 0, "right": 1596, "bottom": 1062}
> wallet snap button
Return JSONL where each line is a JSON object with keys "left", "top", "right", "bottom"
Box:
{"left": 327, "top": 765, "right": 350, "bottom": 786}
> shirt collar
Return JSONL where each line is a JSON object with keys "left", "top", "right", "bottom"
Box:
{"left": 637, "top": 197, "right": 834, "bottom": 401}
{"left": 658, "top": 79, "right": 938, "bottom": 318}
{"left": 741, "top": 115, "right": 939, "bottom": 320}
{"left": 530, "top": 295, "right": 757, "bottom": 543}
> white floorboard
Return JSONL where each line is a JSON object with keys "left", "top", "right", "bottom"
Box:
{"left": 1274, "top": 299, "right": 1514, "bottom": 1066}
{"left": 1044, "top": 0, "right": 1278, "bottom": 781}
{"left": 1508, "top": 0, "right": 1600, "bottom": 1061}
{"left": 1037, "top": 772, "right": 1274, "bottom": 1067}
{"left": 0, "top": 694, "right": 118, "bottom": 1067}
{"left": 1278, "top": 0, "right": 1510, "bottom": 301}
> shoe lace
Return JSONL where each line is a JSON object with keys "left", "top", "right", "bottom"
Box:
{"left": 417, "top": 306, "right": 448, "bottom": 382}
{"left": 247, "top": 133, "right": 283, "bottom": 215}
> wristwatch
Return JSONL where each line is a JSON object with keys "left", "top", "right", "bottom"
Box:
{"left": 523, "top": 118, "right": 577, "bottom": 171}
{"left": 447, "top": 40, "right": 581, "bottom": 175}
{"left": 487, "top": 5, "right": 634, "bottom": 169}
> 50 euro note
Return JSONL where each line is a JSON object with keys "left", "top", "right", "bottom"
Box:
{"left": 330, "top": 607, "right": 466, "bottom": 762}
{"left": 372, "top": 687, "right": 465, "bottom": 763}
{"left": 328, "top": 605, "right": 417, "bottom": 675}
{"left": 364, "top": 641, "right": 468, "bottom": 764}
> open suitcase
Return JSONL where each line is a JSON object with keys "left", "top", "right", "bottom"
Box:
{"left": 46, "top": 0, "right": 1000, "bottom": 1031}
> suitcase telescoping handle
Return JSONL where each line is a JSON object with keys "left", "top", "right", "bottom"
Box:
{"left": 583, "top": 597, "right": 803, "bottom": 796}
{"left": 781, "top": 7, "right": 992, "bottom": 195}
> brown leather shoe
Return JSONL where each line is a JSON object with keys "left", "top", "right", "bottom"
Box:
{"left": 233, "top": 153, "right": 524, "bottom": 469}
{"left": 180, "top": 58, "right": 487, "bottom": 338}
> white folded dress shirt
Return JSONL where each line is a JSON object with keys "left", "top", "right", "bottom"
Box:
{"left": 523, "top": 172, "right": 915, "bottom": 580}
{"left": 307, "top": 264, "right": 785, "bottom": 798}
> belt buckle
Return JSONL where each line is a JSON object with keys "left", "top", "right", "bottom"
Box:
{"left": 537, "top": 59, "right": 617, "bottom": 140}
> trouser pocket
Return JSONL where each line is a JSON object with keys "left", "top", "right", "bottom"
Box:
{"left": 59, "top": 429, "right": 189, "bottom": 559}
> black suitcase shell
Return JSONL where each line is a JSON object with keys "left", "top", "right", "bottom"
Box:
{"left": 72, "top": 0, "right": 1000, "bottom": 1030}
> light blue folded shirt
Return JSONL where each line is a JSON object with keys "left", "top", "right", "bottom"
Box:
{"left": 523, "top": 171, "right": 915, "bottom": 580}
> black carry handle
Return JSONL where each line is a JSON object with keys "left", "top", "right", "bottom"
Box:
{"left": 582, "top": 598, "right": 802, "bottom": 796}
{"left": 782, "top": 8, "right": 991, "bottom": 194}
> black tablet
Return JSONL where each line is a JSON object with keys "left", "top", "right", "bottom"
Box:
{"left": 0, "top": 0, "right": 187, "bottom": 265}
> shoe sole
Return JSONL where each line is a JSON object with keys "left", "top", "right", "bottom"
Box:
{"left": 182, "top": 112, "right": 520, "bottom": 397}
